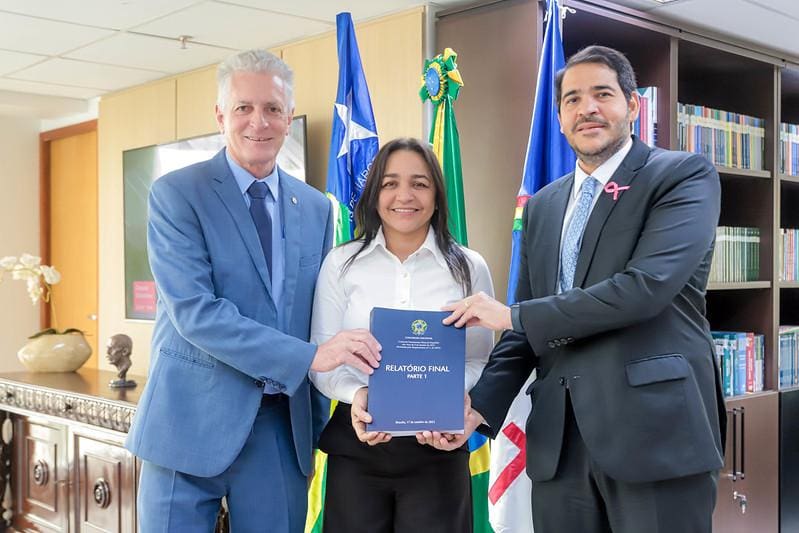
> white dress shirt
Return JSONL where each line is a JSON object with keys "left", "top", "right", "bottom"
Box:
{"left": 310, "top": 226, "right": 495, "bottom": 404}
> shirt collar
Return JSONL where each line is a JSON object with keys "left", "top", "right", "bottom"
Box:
{"left": 359, "top": 226, "right": 450, "bottom": 270}
{"left": 572, "top": 137, "right": 633, "bottom": 200}
{"left": 226, "top": 149, "right": 280, "bottom": 201}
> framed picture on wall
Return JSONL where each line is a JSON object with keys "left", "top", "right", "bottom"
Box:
{"left": 122, "top": 115, "right": 308, "bottom": 320}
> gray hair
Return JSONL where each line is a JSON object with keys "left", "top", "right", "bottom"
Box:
{"left": 216, "top": 49, "right": 294, "bottom": 111}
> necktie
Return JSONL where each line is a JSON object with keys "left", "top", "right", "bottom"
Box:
{"left": 247, "top": 181, "right": 273, "bottom": 279}
{"left": 559, "top": 176, "right": 599, "bottom": 293}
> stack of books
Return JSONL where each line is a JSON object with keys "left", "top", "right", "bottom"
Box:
{"left": 780, "top": 326, "right": 799, "bottom": 389}
{"left": 780, "top": 228, "right": 799, "bottom": 281}
{"left": 677, "top": 103, "right": 765, "bottom": 170}
{"left": 779, "top": 122, "right": 799, "bottom": 176}
{"left": 712, "top": 331, "right": 765, "bottom": 397}
{"left": 709, "top": 226, "right": 761, "bottom": 283}
{"left": 632, "top": 87, "right": 657, "bottom": 147}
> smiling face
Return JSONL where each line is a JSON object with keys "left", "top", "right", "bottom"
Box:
{"left": 215, "top": 70, "right": 293, "bottom": 178}
{"left": 558, "top": 62, "right": 639, "bottom": 174}
{"left": 377, "top": 149, "right": 436, "bottom": 248}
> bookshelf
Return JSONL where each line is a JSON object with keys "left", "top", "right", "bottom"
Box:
{"left": 708, "top": 281, "right": 772, "bottom": 291}
{"left": 721, "top": 167, "right": 772, "bottom": 179}
{"left": 440, "top": 0, "right": 795, "bottom": 530}
{"left": 559, "top": 1, "right": 784, "bottom": 530}
{"left": 780, "top": 64, "right": 799, "bottom": 533}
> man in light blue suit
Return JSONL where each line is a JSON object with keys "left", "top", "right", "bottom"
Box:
{"left": 126, "top": 49, "right": 381, "bottom": 532}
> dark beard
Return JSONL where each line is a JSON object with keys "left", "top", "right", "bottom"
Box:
{"left": 574, "top": 126, "right": 630, "bottom": 170}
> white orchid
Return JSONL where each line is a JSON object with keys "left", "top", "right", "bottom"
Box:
{"left": 40, "top": 265, "right": 61, "bottom": 285}
{"left": 26, "top": 277, "right": 44, "bottom": 304}
{"left": 19, "top": 253, "right": 41, "bottom": 268}
{"left": 12, "top": 264, "right": 38, "bottom": 281}
{"left": 1, "top": 254, "right": 64, "bottom": 330}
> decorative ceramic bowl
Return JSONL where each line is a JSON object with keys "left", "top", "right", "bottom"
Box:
{"left": 17, "top": 333, "right": 92, "bottom": 372}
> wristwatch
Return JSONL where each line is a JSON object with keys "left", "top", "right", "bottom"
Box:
{"left": 510, "top": 303, "right": 524, "bottom": 333}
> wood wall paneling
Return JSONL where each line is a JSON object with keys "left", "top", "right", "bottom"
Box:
{"left": 281, "top": 8, "right": 425, "bottom": 193}
{"left": 436, "top": 0, "right": 541, "bottom": 302}
{"left": 176, "top": 66, "right": 218, "bottom": 140}
{"left": 281, "top": 33, "right": 338, "bottom": 193}
{"left": 98, "top": 80, "right": 176, "bottom": 376}
{"left": 355, "top": 9, "right": 425, "bottom": 143}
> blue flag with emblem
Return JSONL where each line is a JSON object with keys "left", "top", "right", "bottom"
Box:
{"left": 307, "top": 12, "right": 379, "bottom": 533}
{"left": 489, "top": 2, "right": 575, "bottom": 531}
{"left": 325, "top": 11, "right": 379, "bottom": 244}
{"left": 506, "top": 0, "right": 575, "bottom": 304}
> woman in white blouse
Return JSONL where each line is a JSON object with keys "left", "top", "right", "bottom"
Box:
{"left": 310, "top": 137, "right": 494, "bottom": 532}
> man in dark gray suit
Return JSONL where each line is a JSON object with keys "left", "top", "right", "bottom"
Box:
{"left": 429, "top": 46, "right": 725, "bottom": 532}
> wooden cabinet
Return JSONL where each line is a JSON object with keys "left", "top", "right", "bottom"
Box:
{"left": 714, "top": 392, "right": 780, "bottom": 533}
{"left": 0, "top": 369, "right": 230, "bottom": 532}
{"left": 14, "top": 417, "right": 70, "bottom": 532}
{"left": 0, "top": 369, "right": 141, "bottom": 532}
{"left": 72, "top": 427, "right": 138, "bottom": 533}
{"left": 780, "top": 388, "right": 799, "bottom": 533}
{"left": 10, "top": 417, "right": 138, "bottom": 533}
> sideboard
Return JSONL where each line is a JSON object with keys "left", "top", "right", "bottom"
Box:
{"left": 0, "top": 368, "right": 142, "bottom": 532}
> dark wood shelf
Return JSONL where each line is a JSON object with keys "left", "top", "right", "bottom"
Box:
{"left": 716, "top": 166, "right": 771, "bottom": 179}
{"left": 724, "top": 389, "right": 779, "bottom": 401}
{"left": 708, "top": 281, "right": 771, "bottom": 291}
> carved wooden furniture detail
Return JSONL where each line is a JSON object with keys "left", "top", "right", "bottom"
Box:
{"left": 0, "top": 369, "right": 141, "bottom": 532}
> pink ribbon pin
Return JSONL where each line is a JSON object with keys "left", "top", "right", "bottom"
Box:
{"left": 604, "top": 181, "right": 630, "bottom": 201}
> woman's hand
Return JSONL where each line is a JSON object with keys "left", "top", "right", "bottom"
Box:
{"left": 416, "top": 394, "right": 483, "bottom": 450}
{"left": 351, "top": 387, "right": 392, "bottom": 446}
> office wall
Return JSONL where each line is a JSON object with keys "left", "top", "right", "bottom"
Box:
{"left": 437, "top": 0, "right": 541, "bottom": 303}
{"left": 97, "top": 9, "right": 426, "bottom": 375}
{"left": 0, "top": 116, "right": 42, "bottom": 372}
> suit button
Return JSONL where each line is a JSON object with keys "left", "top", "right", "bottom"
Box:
{"left": 254, "top": 380, "right": 265, "bottom": 388}
{"left": 559, "top": 377, "right": 566, "bottom": 386}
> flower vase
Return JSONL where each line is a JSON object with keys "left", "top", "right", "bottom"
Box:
{"left": 17, "top": 332, "right": 92, "bottom": 372}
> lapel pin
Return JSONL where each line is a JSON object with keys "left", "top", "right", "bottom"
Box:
{"left": 604, "top": 181, "right": 630, "bottom": 201}
{"left": 291, "top": 196, "right": 298, "bottom": 205}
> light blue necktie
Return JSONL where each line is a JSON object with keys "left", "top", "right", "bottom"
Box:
{"left": 559, "top": 176, "right": 599, "bottom": 293}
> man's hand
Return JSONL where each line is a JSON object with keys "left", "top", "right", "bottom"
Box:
{"left": 351, "top": 387, "right": 392, "bottom": 446}
{"left": 311, "top": 329, "right": 381, "bottom": 375}
{"left": 442, "top": 291, "right": 512, "bottom": 331}
{"left": 416, "top": 394, "right": 485, "bottom": 451}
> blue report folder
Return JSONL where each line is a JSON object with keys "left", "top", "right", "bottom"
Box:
{"left": 367, "top": 307, "right": 465, "bottom": 435}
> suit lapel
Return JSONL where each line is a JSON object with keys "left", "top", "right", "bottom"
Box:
{"left": 572, "top": 137, "right": 650, "bottom": 289}
{"left": 540, "top": 176, "right": 573, "bottom": 296}
{"left": 209, "top": 149, "right": 274, "bottom": 298}
{"left": 279, "top": 170, "right": 301, "bottom": 320}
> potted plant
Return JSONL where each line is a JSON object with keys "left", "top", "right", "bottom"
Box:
{"left": 0, "top": 253, "right": 91, "bottom": 372}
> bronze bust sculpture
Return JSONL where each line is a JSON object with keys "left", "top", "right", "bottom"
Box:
{"left": 107, "top": 334, "right": 136, "bottom": 388}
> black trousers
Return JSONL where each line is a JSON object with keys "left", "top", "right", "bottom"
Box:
{"left": 319, "top": 403, "right": 472, "bottom": 533}
{"left": 531, "top": 395, "right": 718, "bottom": 533}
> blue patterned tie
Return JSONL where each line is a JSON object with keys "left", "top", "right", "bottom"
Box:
{"left": 247, "top": 181, "right": 273, "bottom": 279}
{"left": 559, "top": 177, "right": 598, "bottom": 293}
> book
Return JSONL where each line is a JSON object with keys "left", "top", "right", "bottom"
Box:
{"left": 367, "top": 307, "right": 466, "bottom": 435}
{"left": 712, "top": 330, "right": 765, "bottom": 396}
